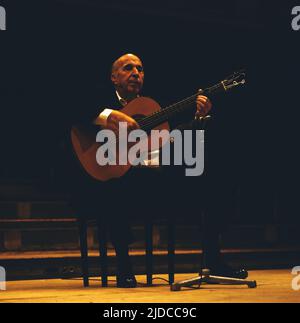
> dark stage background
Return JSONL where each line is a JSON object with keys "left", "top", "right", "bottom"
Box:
{"left": 0, "top": 1, "right": 299, "bottom": 249}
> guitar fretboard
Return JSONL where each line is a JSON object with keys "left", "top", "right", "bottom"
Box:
{"left": 138, "top": 82, "right": 224, "bottom": 132}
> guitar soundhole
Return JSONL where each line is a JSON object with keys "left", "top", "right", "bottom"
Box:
{"left": 133, "top": 115, "right": 145, "bottom": 124}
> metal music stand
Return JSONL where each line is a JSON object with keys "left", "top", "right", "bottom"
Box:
{"left": 171, "top": 268, "right": 257, "bottom": 291}
{"left": 170, "top": 115, "right": 257, "bottom": 291}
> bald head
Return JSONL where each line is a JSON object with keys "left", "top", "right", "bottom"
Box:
{"left": 111, "top": 53, "right": 143, "bottom": 73}
{"left": 110, "top": 53, "right": 144, "bottom": 101}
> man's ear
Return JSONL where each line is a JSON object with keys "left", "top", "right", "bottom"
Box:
{"left": 111, "top": 72, "right": 117, "bottom": 85}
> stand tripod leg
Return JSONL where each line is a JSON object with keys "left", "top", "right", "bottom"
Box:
{"left": 171, "top": 269, "right": 257, "bottom": 291}
{"left": 204, "top": 275, "right": 257, "bottom": 288}
{"left": 171, "top": 275, "right": 204, "bottom": 291}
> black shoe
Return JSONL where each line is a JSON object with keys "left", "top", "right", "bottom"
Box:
{"left": 207, "top": 264, "right": 248, "bottom": 279}
{"left": 116, "top": 274, "right": 137, "bottom": 288}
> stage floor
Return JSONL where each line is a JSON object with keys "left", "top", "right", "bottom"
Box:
{"left": 0, "top": 269, "right": 299, "bottom": 303}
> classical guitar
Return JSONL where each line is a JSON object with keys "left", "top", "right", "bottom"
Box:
{"left": 71, "top": 71, "right": 246, "bottom": 181}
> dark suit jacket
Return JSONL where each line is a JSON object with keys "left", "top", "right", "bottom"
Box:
{"left": 54, "top": 85, "right": 200, "bottom": 215}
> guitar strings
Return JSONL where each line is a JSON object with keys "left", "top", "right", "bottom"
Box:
{"left": 139, "top": 83, "right": 222, "bottom": 130}
{"left": 139, "top": 92, "right": 199, "bottom": 131}
{"left": 138, "top": 82, "right": 222, "bottom": 131}
{"left": 141, "top": 103, "right": 195, "bottom": 131}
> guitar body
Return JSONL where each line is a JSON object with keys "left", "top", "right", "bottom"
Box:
{"left": 71, "top": 96, "right": 170, "bottom": 182}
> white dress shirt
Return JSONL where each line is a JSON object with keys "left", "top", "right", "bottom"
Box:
{"left": 96, "top": 91, "right": 160, "bottom": 167}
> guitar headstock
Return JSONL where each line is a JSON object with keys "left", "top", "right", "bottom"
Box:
{"left": 221, "top": 69, "right": 246, "bottom": 91}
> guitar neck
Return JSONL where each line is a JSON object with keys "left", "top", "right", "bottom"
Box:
{"left": 138, "top": 81, "right": 226, "bottom": 133}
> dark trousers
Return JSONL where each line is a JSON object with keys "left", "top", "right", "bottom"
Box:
{"left": 70, "top": 166, "right": 164, "bottom": 247}
{"left": 69, "top": 157, "right": 235, "bottom": 267}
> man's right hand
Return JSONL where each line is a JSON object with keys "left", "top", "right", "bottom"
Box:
{"left": 106, "top": 110, "right": 139, "bottom": 133}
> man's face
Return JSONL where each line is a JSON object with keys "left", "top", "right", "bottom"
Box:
{"left": 111, "top": 54, "right": 144, "bottom": 97}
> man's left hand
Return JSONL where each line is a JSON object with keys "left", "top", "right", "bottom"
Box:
{"left": 196, "top": 95, "right": 212, "bottom": 119}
